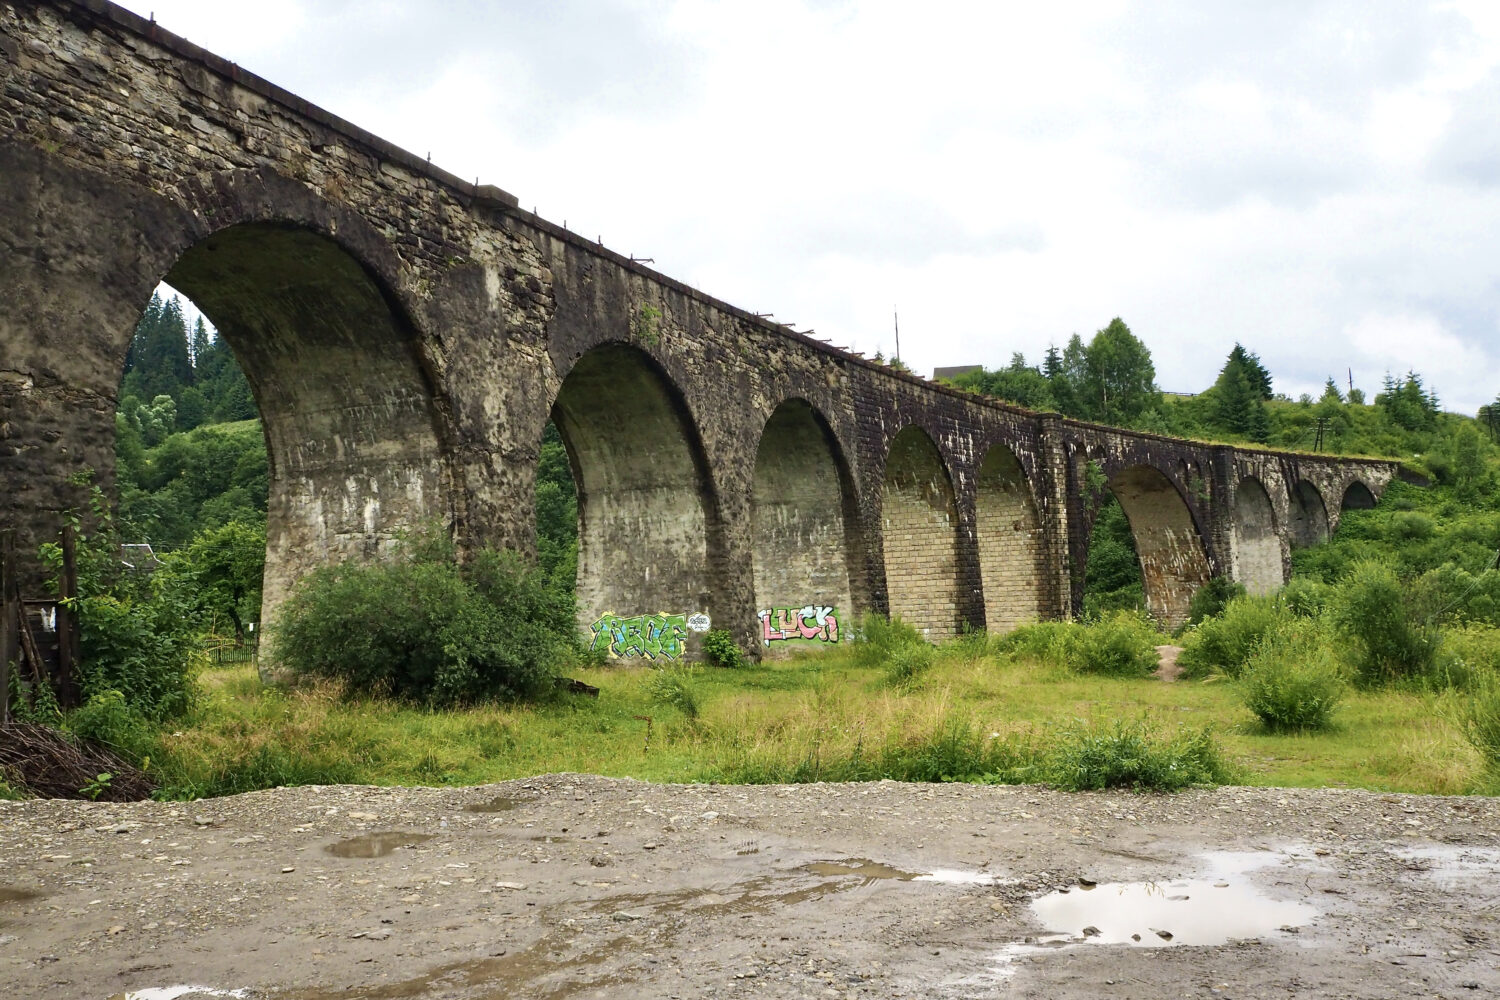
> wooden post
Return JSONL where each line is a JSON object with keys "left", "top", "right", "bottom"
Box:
{"left": 1, "top": 530, "right": 16, "bottom": 726}
{"left": 55, "top": 524, "right": 81, "bottom": 710}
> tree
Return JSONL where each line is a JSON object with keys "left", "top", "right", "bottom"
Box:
{"left": 176, "top": 520, "right": 266, "bottom": 642}
{"left": 947, "top": 352, "right": 1056, "bottom": 411}
{"left": 1205, "top": 345, "right": 1271, "bottom": 442}
{"left": 1078, "top": 318, "right": 1159, "bottom": 427}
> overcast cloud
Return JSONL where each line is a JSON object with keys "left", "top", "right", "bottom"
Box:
{"left": 119, "top": 0, "right": 1500, "bottom": 414}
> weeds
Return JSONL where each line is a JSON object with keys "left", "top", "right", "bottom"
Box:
{"left": 1240, "top": 620, "right": 1346, "bottom": 732}
{"left": 1042, "top": 718, "right": 1235, "bottom": 792}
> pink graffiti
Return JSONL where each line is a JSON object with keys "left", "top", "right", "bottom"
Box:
{"left": 758, "top": 605, "right": 839, "bottom": 644}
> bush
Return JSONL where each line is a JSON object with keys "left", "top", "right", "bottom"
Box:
{"left": 701, "top": 629, "right": 746, "bottom": 669}
{"left": 1240, "top": 621, "right": 1346, "bottom": 731}
{"left": 995, "top": 620, "right": 1080, "bottom": 668}
{"left": 883, "top": 642, "right": 935, "bottom": 687}
{"left": 1042, "top": 718, "right": 1234, "bottom": 792}
{"left": 848, "top": 614, "right": 926, "bottom": 668}
{"left": 648, "top": 668, "right": 701, "bottom": 719}
{"left": 273, "top": 543, "right": 575, "bottom": 706}
{"left": 1461, "top": 677, "right": 1500, "bottom": 777}
{"left": 1071, "top": 612, "right": 1161, "bottom": 676}
{"left": 1331, "top": 560, "right": 1440, "bottom": 685}
{"left": 65, "top": 690, "right": 160, "bottom": 764}
{"left": 1188, "top": 577, "right": 1246, "bottom": 626}
{"left": 1177, "top": 595, "right": 1287, "bottom": 679}
{"left": 1280, "top": 577, "right": 1332, "bottom": 618}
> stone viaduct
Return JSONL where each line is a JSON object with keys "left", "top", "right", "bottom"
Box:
{"left": 0, "top": 1, "right": 1401, "bottom": 658}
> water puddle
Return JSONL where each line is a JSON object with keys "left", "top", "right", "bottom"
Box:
{"left": 464, "top": 795, "right": 523, "bottom": 813}
{"left": 1392, "top": 846, "right": 1500, "bottom": 887}
{"left": 802, "top": 858, "right": 1000, "bottom": 886}
{"left": 107, "top": 988, "right": 249, "bottom": 1000}
{"left": 324, "top": 832, "right": 434, "bottom": 859}
{"left": 0, "top": 886, "right": 43, "bottom": 904}
{"left": 1028, "top": 850, "right": 1315, "bottom": 948}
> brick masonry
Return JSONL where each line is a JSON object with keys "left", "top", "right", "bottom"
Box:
{"left": 0, "top": 1, "right": 1402, "bottom": 651}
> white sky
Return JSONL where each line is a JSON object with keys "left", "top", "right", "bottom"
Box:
{"left": 122, "top": 0, "right": 1500, "bottom": 414}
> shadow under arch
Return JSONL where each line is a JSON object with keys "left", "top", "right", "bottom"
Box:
{"left": 881, "top": 425, "right": 960, "bottom": 640}
{"left": 1103, "top": 465, "right": 1212, "bottom": 628}
{"left": 164, "top": 221, "right": 450, "bottom": 623}
{"left": 750, "top": 398, "right": 864, "bottom": 655}
{"left": 550, "top": 342, "right": 723, "bottom": 656}
{"left": 1289, "top": 479, "right": 1330, "bottom": 548}
{"left": 1232, "top": 476, "right": 1283, "bottom": 595}
{"left": 1341, "top": 481, "right": 1377, "bottom": 511}
{"left": 975, "top": 443, "right": 1046, "bottom": 633}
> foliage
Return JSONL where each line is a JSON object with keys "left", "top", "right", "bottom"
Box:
{"left": 848, "top": 614, "right": 927, "bottom": 667}
{"left": 1460, "top": 677, "right": 1500, "bottom": 777}
{"left": 1177, "top": 595, "right": 1288, "bottom": 679}
{"left": 648, "top": 667, "right": 701, "bottom": 720}
{"left": 172, "top": 520, "right": 265, "bottom": 640}
{"left": 1240, "top": 620, "right": 1346, "bottom": 731}
{"left": 1069, "top": 611, "right": 1161, "bottom": 676}
{"left": 1331, "top": 560, "right": 1440, "bottom": 686}
{"left": 1187, "top": 576, "right": 1246, "bottom": 626}
{"left": 945, "top": 352, "right": 1056, "bottom": 411}
{"left": 1042, "top": 718, "right": 1234, "bottom": 792}
{"left": 272, "top": 539, "right": 575, "bottom": 706}
{"left": 701, "top": 629, "right": 747, "bottom": 669}
{"left": 994, "top": 620, "right": 1080, "bottom": 668}
{"left": 535, "top": 420, "right": 578, "bottom": 594}
{"left": 1082, "top": 494, "right": 1144, "bottom": 616}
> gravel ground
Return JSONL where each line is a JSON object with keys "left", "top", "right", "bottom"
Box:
{"left": 2, "top": 776, "right": 1498, "bottom": 999}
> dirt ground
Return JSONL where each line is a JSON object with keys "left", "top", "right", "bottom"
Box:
{"left": 2, "top": 775, "right": 1498, "bottom": 999}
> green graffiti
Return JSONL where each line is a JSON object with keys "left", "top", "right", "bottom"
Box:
{"left": 590, "top": 612, "right": 688, "bottom": 660}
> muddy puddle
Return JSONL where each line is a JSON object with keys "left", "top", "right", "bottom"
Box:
{"left": 0, "top": 886, "right": 43, "bottom": 904}
{"left": 323, "top": 832, "right": 434, "bottom": 859}
{"left": 1028, "top": 849, "right": 1316, "bottom": 949}
{"left": 1393, "top": 845, "right": 1500, "bottom": 887}
{"left": 464, "top": 795, "right": 522, "bottom": 813}
{"left": 106, "top": 988, "right": 249, "bottom": 1000}
{"left": 804, "top": 858, "right": 1000, "bottom": 886}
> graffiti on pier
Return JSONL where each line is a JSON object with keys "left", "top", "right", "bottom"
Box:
{"left": 590, "top": 612, "right": 691, "bottom": 660}
{"left": 758, "top": 605, "right": 840, "bottom": 645}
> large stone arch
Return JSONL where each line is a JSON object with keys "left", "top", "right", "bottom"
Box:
{"left": 1231, "top": 476, "right": 1283, "bottom": 595}
{"left": 749, "top": 398, "right": 861, "bottom": 655}
{"left": 0, "top": 146, "right": 454, "bottom": 622}
{"left": 1289, "top": 480, "right": 1330, "bottom": 548}
{"left": 1106, "top": 465, "right": 1212, "bottom": 627}
{"left": 975, "top": 443, "right": 1046, "bottom": 633}
{"left": 1341, "top": 480, "right": 1377, "bottom": 512}
{"left": 551, "top": 342, "right": 721, "bottom": 658}
{"left": 880, "top": 426, "right": 961, "bottom": 640}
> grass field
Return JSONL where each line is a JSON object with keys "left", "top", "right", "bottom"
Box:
{"left": 150, "top": 640, "right": 1490, "bottom": 799}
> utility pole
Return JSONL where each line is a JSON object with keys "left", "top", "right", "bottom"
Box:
{"left": 1347, "top": 367, "right": 1355, "bottom": 398}
{"left": 893, "top": 306, "right": 901, "bottom": 365}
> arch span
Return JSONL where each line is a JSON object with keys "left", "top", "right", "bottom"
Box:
{"left": 976, "top": 444, "right": 1045, "bottom": 632}
{"left": 1342, "top": 481, "right": 1377, "bottom": 511}
{"left": 1289, "top": 480, "right": 1330, "bottom": 548}
{"left": 1231, "top": 476, "right": 1282, "bottom": 595}
{"left": 750, "top": 399, "right": 860, "bottom": 654}
{"left": 552, "top": 343, "right": 720, "bottom": 656}
{"left": 881, "top": 426, "right": 960, "bottom": 640}
{"left": 1106, "top": 465, "right": 1211, "bottom": 627}
{"left": 162, "top": 222, "right": 450, "bottom": 622}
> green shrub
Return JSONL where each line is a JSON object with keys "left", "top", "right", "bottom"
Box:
{"left": 1188, "top": 576, "right": 1246, "bottom": 626}
{"left": 1070, "top": 612, "right": 1161, "bottom": 676}
{"left": 648, "top": 668, "right": 701, "bottom": 720}
{"left": 701, "top": 629, "right": 747, "bottom": 669}
{"left": 1279, "top": 577, "right": 1332, "bottom": 618}
{"left": 1461, "top": 677, "right": 1500, "bottom": 777}
{"left": 1388, "top": 511, "right": 1437, "bottom": 541}
{"left": 1240, "top": 621, "right": 1346, "bottom": 731}
{"left": 883, "top": 642, "right": 935, "bottom": 687}
{"left": 1177, "top": 595, "right": 1287, "bottom": 679}
{"left": 1331, "top": 560, "right": 1440, "bottom": 685}
{"left": 849, "top": 614, "right": 926, "bottom": 667}
{"left": 1427, "top": 625, "right": 1500, "bottom": 692}
{"left": 273, "top": 544, "right": 574, "bottom": 706}
{"left": 65, "top": 690, "right": 160, "bottom": 764}
{"left": 1042, "top": 718, "right": 1234, "bottom": 792}
{"left": 995, "top": 620, "right": 1080, "bottom": 668}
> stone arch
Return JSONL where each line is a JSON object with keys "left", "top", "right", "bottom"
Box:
{"left": 1289, "top": 480, "right": 1330, "bottom": 548}
{"left": 158, "top": 221, "right": 451, "bottom": 623}
{"left": 881, "top": 426, "right": 961, "bottom": 640}
{"left": 1341, "top": 480, "right": 1377, "bottom": 511}
{"left": 975, "top": 443, "right": 1046, "bottom": 632}
{"left": 551, "top": 342, "right": 721, "bottom": 656}
{"left": 750, "top": 399, "right": 861, "bottom": 654}
{"left": 1105, "top": 465, "right": 1212, "bottom": 627}
{"left": 1232, "top": 476, "right": 1283, "bottom": 595}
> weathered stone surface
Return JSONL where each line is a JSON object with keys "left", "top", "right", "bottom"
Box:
{"left": 0, "top": 1, "right": 1400, "bottom": 649}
